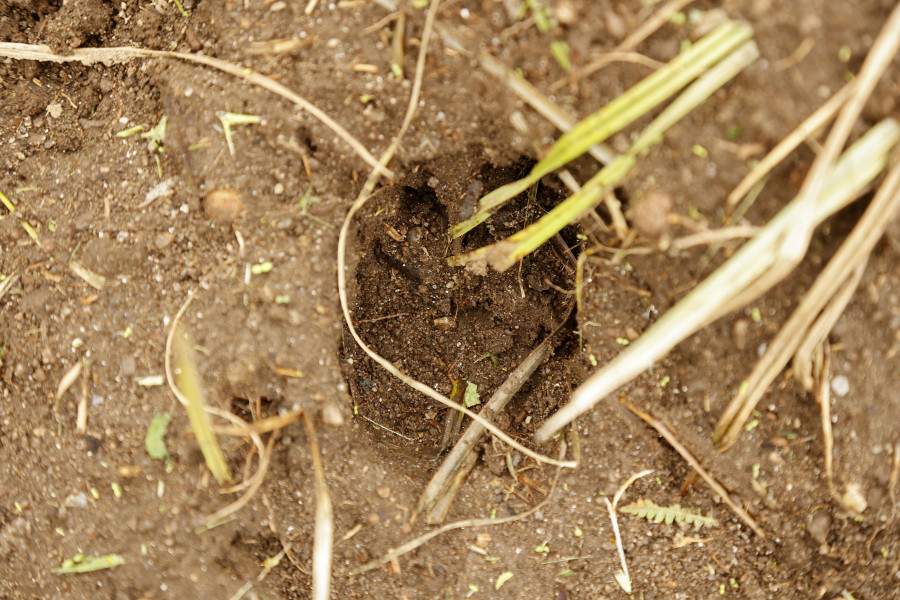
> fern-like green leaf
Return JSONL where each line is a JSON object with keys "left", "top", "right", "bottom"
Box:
{"left": 619, "top": 499, "right": 718, "bottom": 530}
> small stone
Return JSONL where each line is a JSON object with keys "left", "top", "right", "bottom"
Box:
{"left": 273, "top": 183, "right": 285, "bottom": 195}
{"left": 367, "top": 512, "right": 380, "bottom": 524}
{"left": 806, "top": 512, "right": 830, "bottom": 545}
{"left": 629, "top": 191, "right": 673, "bottom": 240}
{"left": 154, "top": 232, "right": 174, "bottom": 250}
{"left": 434, "top": 316, "right": 455, "bottom": 331}
{"left": 321, "top": 402, "right": 345, "bottom": 426}
{"left": 840, "top": 483, "right": 867, "bottom": 513}
{"left": 733, "top": 319, "right": 749, "bottom": 350}
{"left": 555, "top": 0, "right": 577, "bottom": 25}
{"left": 376, "top": 485, "right": 391, "bottom": 499}
{"left": 830, "top": 375, "right": 850, "bottom": 397}
{"left": 120, "top": 355, "right": 136, "bottom": 378}
{"left": 203, "top": 189, "right": 245, "bottom": 223}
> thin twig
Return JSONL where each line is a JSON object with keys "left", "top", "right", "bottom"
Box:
{"left": 0, "top": 272, "right": 19, "bottom": 301}
{"left": 561, "top": 0, "right": 698, "bottom": 88}
{"left": 668, "top": 225, "right": 761, "bottom": 251}
{"left": 813, "top": 342, "right": 835, "bottom": 495}
{"left": 303, "top": 412, "right": 333, "bottom": 600}
{"left": 350, "top": 442, "right": 567, "bottom": 575}
{"left": 605, "top": 469, "right": 653, "bottom": 593}
{"left": 0, "top": 42, "right": 390, "bottom": 179}
{"left": 336, "top": 0, "right": 575, "bottom": 469}
{"left": 623, "top": 400, "right": 766, "bottom": 538}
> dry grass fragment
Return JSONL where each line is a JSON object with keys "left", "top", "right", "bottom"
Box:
{"left": 304, "top": 412, "right": 334, "bottom": 600}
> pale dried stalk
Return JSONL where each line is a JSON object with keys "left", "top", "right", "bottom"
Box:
{"left": 813, "top": 343, "right": 835, "bottom": 495}
{"left": 727, "top": 82, "right": 854, "bottom": 209}
{"left": 564, "top": 0, "right": 698, "bottom": 85}
{"left": 304, "top": 412, "right": 333, "bottom": 600}
{"left": 714, "top": 157, "right": 900, "bottom": 447}
{"left": 414, "top": 303, "right": 574, "bottom": 522}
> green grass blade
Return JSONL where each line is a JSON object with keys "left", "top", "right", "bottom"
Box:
{"left": 449, "top": 40, "right": 759, "bottom": 272}
{"left": 173, "top": 328, "right": 232, "bottom": 485}
{"left": 449, "top": 21, "right": 754, "bottom": 239}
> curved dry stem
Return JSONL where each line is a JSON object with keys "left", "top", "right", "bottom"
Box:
{"left": 0, "top": 42, "right": 390, "bottom": 179}
{"left": 336, "top": 1, "right": 575, "bottom": 469}
{"left": 414, "top": 302, "right": 575, "bottom": 521}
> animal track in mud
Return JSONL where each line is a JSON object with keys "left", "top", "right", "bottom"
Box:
{"left": 343, "top": 156, "right": 580, "bottom": 459}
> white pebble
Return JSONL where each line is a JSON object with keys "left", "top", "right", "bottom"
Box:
{"left": 831, "top": 375, "right": 850, "bottom": 397}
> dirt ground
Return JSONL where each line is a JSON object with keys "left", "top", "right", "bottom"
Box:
{"left": 2, "top": 0, "right": 900, "bottom": 598}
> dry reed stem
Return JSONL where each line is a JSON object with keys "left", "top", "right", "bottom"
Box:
{"left": 727, "top": 82, "right": 854, "bottom": 209}
{"left": 414, "top": 302, "right": 575, "bottom": 522}
{"left": 561, "top": 0, "right": 698, "bottom": 87}
{"left": 0, "top": 272, "right": 20, "bottom": 301}
{"left": 813, "top": 343, "right": 835, "bottom": 495}
{"left": 0, "top": 42, "right": 389, "bottom": 179}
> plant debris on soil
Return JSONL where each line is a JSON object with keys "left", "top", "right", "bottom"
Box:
{"left": 2, "top": 1, "right": 900, "bottom": 599}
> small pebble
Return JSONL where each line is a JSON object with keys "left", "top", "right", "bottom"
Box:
{"left": 806, "top": 512, "right": 830, "bottom": 545}
{"left": 629, "top": 191, "right": 673, "bottom": 240}
{"left": 203, "top": 189, "right": 245, "bottom": 223}
{"left": 830, "top": 375, "right": 850, "bottom": 397}
{"left": 376, "top": 485, "right": 391, "bottom": 499}
{"left": 840, "top": 483, "right": 867, "bottom": 513}
{"left": 433, "top": 316, "right": 455, "bottom": 331}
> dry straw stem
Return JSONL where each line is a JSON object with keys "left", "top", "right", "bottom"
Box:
{"left": 733, "top": 1, "right": 900, "bottom": 310}
{"left": 604, "top": 469, "right": 653, "bottom": 593}
{"left": 169, "top": 324, "right": 232, "bottom": 485}
{"left": 164, "top": 288, "right": 274, "bottom": 520}
{"left": 0, "top": 272, "right": 19, "bottom": 301}
{"left": 350, "top": 443, "right": 567, "bottom": 575}
{"left": 414, "top": 302, "right": 575, "bottom": 523}
{"left": 713, "top": 156, "right": 900, "bottom": 448}
{"left": 814, "top": 343, "right": 836, "bottom": 495}
{"left": 0, "top": 42, "right": 389, "bottom": 179}
{"left": 536, "top": 118, "right": 900, "bottom": 444}
{"left": 622, "top": 400, "right": 766, "bottom": 538}
{"left": 336, "top": 0, "right": 575, "bottom": 469}
{"left": 303, "top": 412, "right": 334, "bottom": 600}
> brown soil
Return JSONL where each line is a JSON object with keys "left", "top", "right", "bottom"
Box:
{"left": 2, "top": 1, "right": 899, "bottom": 599}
